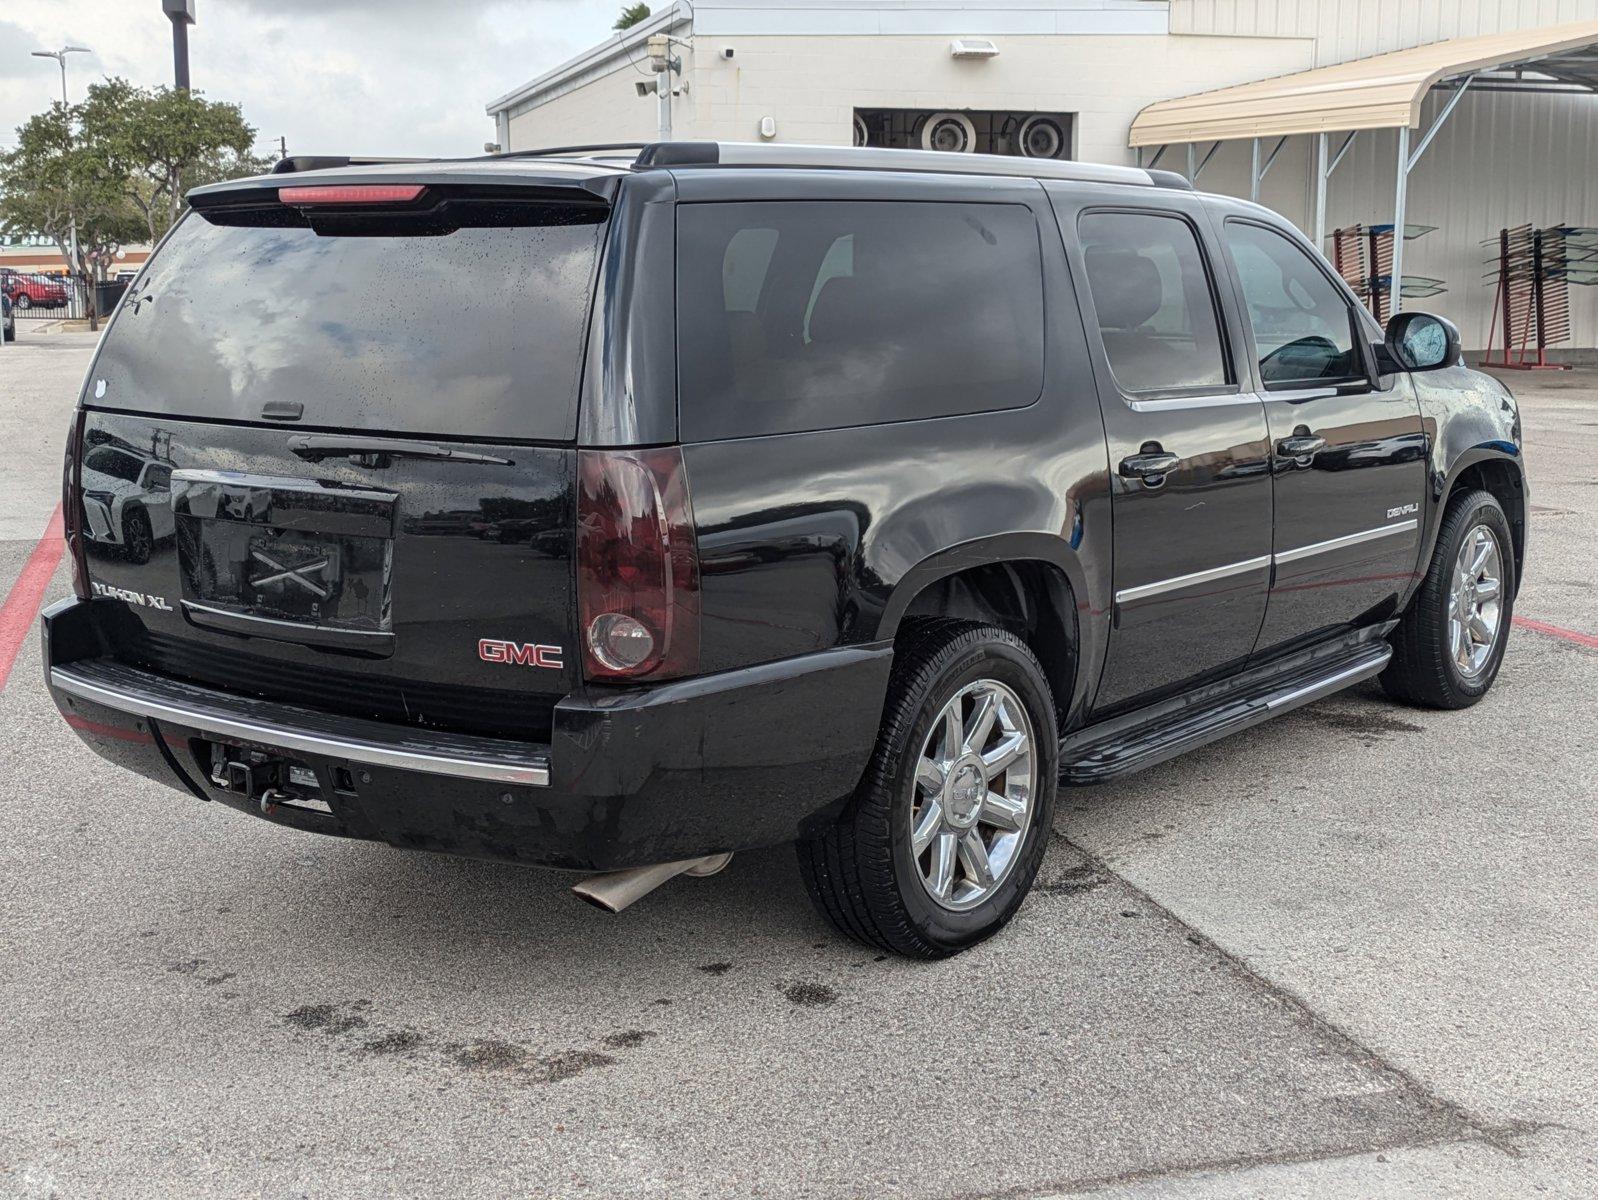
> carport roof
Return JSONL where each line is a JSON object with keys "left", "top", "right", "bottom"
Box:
{"left": 1129, "top": 19, "right": 1598, "bottom": 147}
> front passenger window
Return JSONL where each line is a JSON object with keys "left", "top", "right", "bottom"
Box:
{"left": 1225, "top": 221, "right": 1363, "bottom": 387}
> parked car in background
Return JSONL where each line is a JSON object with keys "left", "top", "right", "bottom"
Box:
{"left": 77, "top": 441, "right": 175, "bottom": 565}
{"left": 1, "top": 268, "right": 71, "bottom": 310}
{"left": 44, "top": 142, "right": 1526, "bottom": 959}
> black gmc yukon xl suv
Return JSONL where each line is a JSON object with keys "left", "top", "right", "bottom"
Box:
{"left": 45, "top": 142, "right": 1526, "bottom": 958}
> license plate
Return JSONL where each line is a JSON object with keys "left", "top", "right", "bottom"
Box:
{"left": 171, "top": 469, "right": 396, "bottom": 640}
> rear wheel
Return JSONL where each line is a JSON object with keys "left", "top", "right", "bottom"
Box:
{"left": 13, "top": 293, "right": 30, "bottom": 311}
{"left": 797, "top": 620, "right": 1058, "bottom": 958}
{"left": 1382, "top": 488, "right": 1515, "bottom": 709}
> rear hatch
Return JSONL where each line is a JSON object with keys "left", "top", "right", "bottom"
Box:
{"left": 73, "top": 164, "right": 616, "bottom": 741}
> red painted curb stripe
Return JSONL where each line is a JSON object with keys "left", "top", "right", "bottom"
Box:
{"left": 1513, "top": 616, "right": 1598, "bottom": 650}
{"left": 0, "top": 504, "right": 66, "bottom": 693}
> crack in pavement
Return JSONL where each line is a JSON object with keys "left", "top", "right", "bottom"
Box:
{"left": 1002, "top": 832, "right": 1546, "bottom": 1200}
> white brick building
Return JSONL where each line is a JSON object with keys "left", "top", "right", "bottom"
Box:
{"left": 487, "top": 1, "right": 1598, "bottom": 352}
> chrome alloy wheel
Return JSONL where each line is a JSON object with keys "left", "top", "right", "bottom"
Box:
{"left": 1450, "top": 524, "right": 1504, "bottom": 679}
{"left": 910, "top": 679, "right": 1036, "bottom": 912}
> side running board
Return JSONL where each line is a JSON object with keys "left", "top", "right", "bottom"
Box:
{"left": 1061, "top": 642, "right": 1392, "bottom": 785}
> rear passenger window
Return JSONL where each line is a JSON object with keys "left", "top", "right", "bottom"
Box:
{"left": 1225, "top": 221, "right": 1363, "bottom": 387}
{"left": 677, "top": 201, "right": 1044, "bottom": 440}
{"left": 1077, "top": 211, "right": 1229, "bottom": 395}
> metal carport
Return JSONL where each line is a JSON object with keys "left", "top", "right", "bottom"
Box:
{"left": 1129, "top": 20, "right": 1598, "bottom": 310}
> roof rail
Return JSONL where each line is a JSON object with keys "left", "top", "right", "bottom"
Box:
{"left": 489, "top": 142, "right": 650, "bottom": 161}
{"left": 271, "top": 155, "right": 431, "bottom": 175}
{"left": 632, "top": 140, "right": 1193, "bottom": 190}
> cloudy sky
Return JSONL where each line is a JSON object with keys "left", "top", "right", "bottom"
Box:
{"left": 0, "top": 0, "right": 628, "bottom": 157}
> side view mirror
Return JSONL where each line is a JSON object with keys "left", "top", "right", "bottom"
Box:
{"left": 1385, "top": 311, "right": 1461, "bottom": 372}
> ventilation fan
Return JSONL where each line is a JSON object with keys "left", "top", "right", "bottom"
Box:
{"left": 919, "top": 112, "right": 976, "bottom": 154}
{"left": 1016, "top": 114, "right": 1068, "bottom": 160}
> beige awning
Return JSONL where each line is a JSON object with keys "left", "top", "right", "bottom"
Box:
{"left": 1130, "top": 20, "right": 1598, "bottom": 147}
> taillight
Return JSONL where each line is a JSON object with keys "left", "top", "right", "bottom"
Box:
{"left": 278, "top": 184, "right": 427, "bottom": 206}
{"left": 62, "top": 410, "right": 89, "bottom": 601}
{"left": 576, "top": 447, "right": 700, "bottom": 682}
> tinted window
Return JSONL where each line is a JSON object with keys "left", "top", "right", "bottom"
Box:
{"left": 83, "top": 446, "right": 145, "bottom": 483}
{"left": 1078, "top": 211, "right": 1228, "bottom": 394}
{"left": 677, "top": 201, "right": 1044, "bottom": 440}
{"left": 1225, "top": 221, "right": 1362, "bottom": 386}
{"left": 90, "top": 208, "right": 604, "bottom": 441}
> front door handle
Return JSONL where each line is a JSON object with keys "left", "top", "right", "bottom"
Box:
{"left": 1118, "top": 450, "right": 1181, "bottom": 486}
{"left": 1276, "top": 434, "right": 1327, "bottom": 461}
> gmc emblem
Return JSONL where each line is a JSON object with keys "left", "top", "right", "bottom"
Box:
{"left": 479, "top": 639, "right": 564, "bottom": 669}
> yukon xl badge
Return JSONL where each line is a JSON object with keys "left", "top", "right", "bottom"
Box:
{"left": 479, "top": 639, "right": 564, "bottom": 669}
{"left": 91, "top": 581, "right": 173, "bottom": 611}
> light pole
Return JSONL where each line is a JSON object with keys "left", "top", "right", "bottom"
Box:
{"left": 30, "top": 45, "right": 90, "bottom": 308}
{"left": 163, "top": 0, "right": 195, "bottom": 91}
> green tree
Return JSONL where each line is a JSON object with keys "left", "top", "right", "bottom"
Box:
{"left": 614, "top": 3, "right": 651, "bottom": 31}
{"left": 76, "top": 78, "right": 261, "bottom": 246}
{"left": 0, "top": 101, "right": 143, "bottom": 326}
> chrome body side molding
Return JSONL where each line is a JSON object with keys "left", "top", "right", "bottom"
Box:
{"left": 1116, "top": 520, "right": 1419, "bottom": 606}
{"left": 1274, "top": 518, "right": 1419, "bottom": 565}
{"left": 1115, "top": 555, "right": 1271, "bottom": 606}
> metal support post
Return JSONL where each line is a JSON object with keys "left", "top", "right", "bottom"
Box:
{"left": 1391, "top": 125, "right": 1410, "bottom": 315}
{"left": 1312, "top": 132, "right": 1329, "bottom": 250}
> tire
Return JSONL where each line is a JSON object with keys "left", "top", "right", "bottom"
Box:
{"left": 12, "top": 293, "right": 29, "bottom": 311}
{"left": 1382, "top": 488, "right": 1515, "bottom": 709}
{"left": 797, "top": 619, "right": 1059, "bottom": 959}
{"left": 122, "top": 508, "right": 154, "bottom": 565}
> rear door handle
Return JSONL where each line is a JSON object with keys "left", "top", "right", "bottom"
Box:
{"left": 1276, "top": 434, "right": 1327, "bottom": 460}
{"left": 1118, "top": 451, "right": 1181, "bottom": 485}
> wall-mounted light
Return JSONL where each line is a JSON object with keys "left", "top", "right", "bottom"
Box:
{"left": 759, "top": 116, "right": 777, "bottom": 140}
{"left": 950, "top": 38, "right": 999, "bottom": 60}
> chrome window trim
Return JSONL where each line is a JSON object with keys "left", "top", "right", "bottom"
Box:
{"left": 50, "top": 664, "right": 551, "bottom": 787}
{"left": 1274, "top": 519, "right": 1418, "bottom": 566}
{"left": 1115, "top": 554, "right": 1271, "bottom": 605}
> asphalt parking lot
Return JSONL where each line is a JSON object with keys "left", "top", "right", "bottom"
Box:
{"left": 1, "top": 327, "right": 1594, "bottom": 1199}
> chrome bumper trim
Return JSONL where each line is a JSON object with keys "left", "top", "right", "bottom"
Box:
{"left": 50, "top": 663, "right": 550, "bottom": 787}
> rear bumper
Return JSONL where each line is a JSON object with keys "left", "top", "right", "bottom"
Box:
{"left": 43, "top": 597, "right": 892, "bottom": 870}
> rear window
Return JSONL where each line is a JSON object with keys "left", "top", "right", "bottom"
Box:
{"left": 676, "top": 200, "right": 1045, "bottom": 441}
{"left": 90, "top": 204, "right": 605, "bottom": 442}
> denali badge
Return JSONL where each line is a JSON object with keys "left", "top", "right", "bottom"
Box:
{"left": 479, "top": 639, "right": 564, "bottom": 669}
{"left": 1387, "top": 503, "right": 1420, "bottom": 519}
{"left": 91, "top": 581, "right": 173, "bottom": 611}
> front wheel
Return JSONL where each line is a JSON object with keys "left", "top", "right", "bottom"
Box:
{"left": 1382, "top": 488, "right": 1515, "bottom": 709}
{"left": 12, "top": 293, "right": 29, "bottom": 311}
{"left": 797, "top": 620, "right": 1058, "bottom": 959}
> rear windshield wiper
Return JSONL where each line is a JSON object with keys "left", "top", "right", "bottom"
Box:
{"left": 288, "top": 434, "right": 514, "bottom": 467}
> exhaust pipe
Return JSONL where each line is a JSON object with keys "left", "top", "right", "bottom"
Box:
{"left": 571, "top": 852, "right": 733, "bottom": 914}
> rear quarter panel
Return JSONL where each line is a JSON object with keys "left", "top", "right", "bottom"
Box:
{"left": 671, "top": 168, "right": 1113, "bottom": 728}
